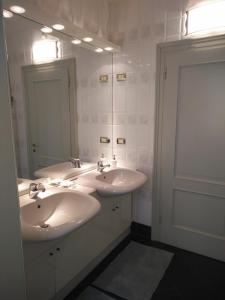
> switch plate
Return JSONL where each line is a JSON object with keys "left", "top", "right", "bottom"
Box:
{"left": 100, "top": 137, "right": 110, "bottom": 143}
{"left": 117, "top": 138, "right": 126, "bottom": 144}
{"left": 116, "top": 73, "right": 127, "bottom": 81}
{"left": 99, "top": 74, "right": 109, "bottom": 83}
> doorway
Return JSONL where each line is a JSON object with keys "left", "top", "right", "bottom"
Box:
{"left": 153, "top": 36, "right": 225, "bottom": 261}
{"left": 23, "top": 58, "right": 78, "bottom": 177}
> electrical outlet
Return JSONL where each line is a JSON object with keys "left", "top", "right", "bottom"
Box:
{"left": 116, "top": 73, "right": 127, "bottom": 81}
{"left": 99, "top": 74, "right": 109, "bottom": 83}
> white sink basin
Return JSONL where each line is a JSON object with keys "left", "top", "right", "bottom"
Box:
{"left": 77, "top": 168, "right": 147, "bottom": 196}
{"left": 20, "top": 189, "right": 101, "bottom": 242}
{"left": 34, "top": 161, "right": 96, "bottom": 180}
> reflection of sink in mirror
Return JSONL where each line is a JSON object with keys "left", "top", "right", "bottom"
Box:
{"left": 17, "top": 178, "right": 23, "bottom": 185}
{"left": 77, "top": 168, "right": 147, "bottom": 196}
{"left": 20, "top": 188, "right": 101, "bottom": 242}
{"left": 17, "top": 178, "right": 33, "bottom": 196}
{"left": 34, "top": 161, "right": 96, "bottom": 180}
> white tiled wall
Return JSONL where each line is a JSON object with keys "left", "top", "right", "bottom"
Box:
{"left": 5, "top": 0, "right": 215, "bottom": 226}
{"left": 5, "top": 17, "right": 113, "bottom": 178}
{"left": 109, "top": 0, "right": 210, "bottom": 225}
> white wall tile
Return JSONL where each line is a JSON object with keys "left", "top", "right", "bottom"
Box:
{"left": 110, "top": 0, "right": 207, "bottom": 226}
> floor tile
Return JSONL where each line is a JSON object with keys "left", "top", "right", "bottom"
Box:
{"left": 76, "top": 287, "right": 115, "bottom": 300}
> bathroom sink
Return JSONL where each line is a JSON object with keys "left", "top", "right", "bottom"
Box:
{"left": 77, "top": 168, "right": 147, "bottom": 196}
{"left": 20, "top": 189, "right": 101, "bottom": 242}
{"left": 34, "top": 161, "right": 96, "bottom": 180}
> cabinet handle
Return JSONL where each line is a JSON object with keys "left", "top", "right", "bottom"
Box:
{"left": 115, "top": 206, "right": 119, "bottom": 209}
{"left": 49, "top": 252, "right": 54, "bottom": 256}
{"left": 56, "top": 247, "right": 60, "bottom": 251}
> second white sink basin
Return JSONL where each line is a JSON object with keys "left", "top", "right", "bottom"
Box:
{"left": 20, "top": 189, "right": 101, "bottom": 242}
{"left": 77, "top": 168, "right": 147, "bottom": 196}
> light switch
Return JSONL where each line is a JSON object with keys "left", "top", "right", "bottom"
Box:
{"left": 100, "top": 137, "right": 110, "bottom": 143}
{"left": 117, "top": 138, "right": 126, "bottom": 144}
{"left": 116, "top": 73, "right": 127, "bottom": 81}
{"left": 99, "top": 74, "right": 109, "bottom": 83}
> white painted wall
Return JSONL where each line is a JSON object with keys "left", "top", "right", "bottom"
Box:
{"left": 109, "top": 0, "right": 218, "bottom": 225}
{"left": 0, "top": 2, "right": 26, "bottom": 299}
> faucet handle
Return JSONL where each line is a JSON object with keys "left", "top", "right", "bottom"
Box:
{"left": 69, "top": 157, "right": 81, "bottom": 168}
{"left": 37, "top": 183, "right": 46, "bottom": 192}
{"left": 98, "top": 160, "right": 103, "bottom": 167}
{"left": 29, "top": 182, "right": 38, "bottom": 192}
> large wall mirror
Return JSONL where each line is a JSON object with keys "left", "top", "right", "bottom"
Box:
{"left": 4, "top": 13, "right": 113, "bottom": 179}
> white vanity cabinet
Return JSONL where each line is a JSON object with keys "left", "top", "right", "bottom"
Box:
{"left": 24, "top": 192, "right": 132, "bottom": 300}
{"left": 25, "top": 250, "right": 56, "bottom": 300}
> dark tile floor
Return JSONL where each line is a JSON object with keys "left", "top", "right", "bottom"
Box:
{"left": 65, "top": 234, "right": 225, "bottom": 300}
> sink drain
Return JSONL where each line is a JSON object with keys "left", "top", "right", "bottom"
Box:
{"left": 40, "top": 223, "right": 49, "bottom": 229}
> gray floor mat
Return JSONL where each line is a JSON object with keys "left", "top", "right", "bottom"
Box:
{"left": 76, "top": 286, "right": 115, "bottom": 300}
{"left": 93, "top": 241, "right": 174, "bottom": 300}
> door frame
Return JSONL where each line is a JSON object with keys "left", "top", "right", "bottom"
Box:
{"left": 152, "top": 34, "right": 225, "bottom": 242}
{"left": 22, "top": 58, "right": 78, "bottom": 178}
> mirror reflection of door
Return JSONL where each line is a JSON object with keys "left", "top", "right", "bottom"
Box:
{"left": 23, "top": 59, "right": 78, "bottom": 178}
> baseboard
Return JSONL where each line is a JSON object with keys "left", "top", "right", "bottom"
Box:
{"left": 131, "top": 222, "right": 151, "bottom": 242}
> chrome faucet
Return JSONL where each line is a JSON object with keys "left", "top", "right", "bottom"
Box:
{"left": 29, "top": 183, "right": 46, "bottom": 200}
{"left": 97, "top": 161, "right": 110, "bottom": 173}
{"left": 69, "top": 157, "right": 81, "bottom": 168}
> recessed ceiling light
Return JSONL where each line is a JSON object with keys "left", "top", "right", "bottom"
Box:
{"left": 83, "top": 37, "right": 93, "bottom": 42}
{"left": 104, "top": 47, "right": 113, "bottom": 51}
{"left": 41, "top": 27, "right": 53, "bottom": 34}
{"left": 10, "top": 5, "right": 26, "bottom": 14}
{"left": 3, "top": 9, "right": 13, "bottom": 18}
{"left": 72, "top": 39, "right": 82, "bottom": 45}
{"left": 52, "top": 24, "right": 65, "bottom": 31}
{"left": 95, "top": 48, "right": 104, "bottom": 53}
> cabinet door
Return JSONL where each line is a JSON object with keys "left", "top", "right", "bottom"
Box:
{"left": 106, "top": 193, "right": 132, "bottom": 239}
{"left": 119, "top": 193, "right": 132, "bottom": 232}
{"left": 54, "top": 199, "right": 115, "bottom": 292}
{"left": 25, "top": 252, "right": 55, "bottom": 300}
{"left": 112, "top": 194, "right": 132, "bottom": 237}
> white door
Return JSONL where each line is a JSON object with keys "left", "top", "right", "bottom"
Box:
{"left": 153, "top": 37, "right": 225, "bottom": 261}
{"left": 23, "top": 59, "right": 77, "bottom": 177}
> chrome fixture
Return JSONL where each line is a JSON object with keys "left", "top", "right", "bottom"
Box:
{"left": 69, "top": 157, "right": 81, "bottom": 168}
{"left": 29, "top": 183, "right": 46, "bottom": 200}
{"left": 97, "top": 161, "right": 110, "bottom": 173}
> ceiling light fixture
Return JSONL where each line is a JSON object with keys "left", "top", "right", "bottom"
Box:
{"left": 95, "top": 48, "right": 104, "bottom": 53}
{"left": 41, "top": 27, "right": 53, "bottom": 34}
{"left": 104, "top": 47, "right": 113, "bottom": 51}
{"left": 3, "top": 9, "right": 13, "bottom": 18}
{"left": 10, "top": 5, "right": 26, "bottom": 14}
{"left": 186, "top": 1, "right": 225, "bottom": 36}
{"left": 32, "top": 39, "right": 61, "bottom": 63}
{"left": 52, "top": 24, "right": 65, "bottom": 31}
{"left": 72, "top": 39, "right": 82, "bottom": 45}
{"left": 83, "top": 37, "right": 93, "bottom": 42}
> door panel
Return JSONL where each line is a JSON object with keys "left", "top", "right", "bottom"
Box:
{"left": 23, "top": 59, "right": 77, "bottom": 177}
{"left": 155, "top": 38, "right": 225, "bottom": 261}
{"left": 27, "top": 69, "right": 70, "bottom": 172}
{"left": 175, "top": 63, "right": 225, "bottom": 182}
